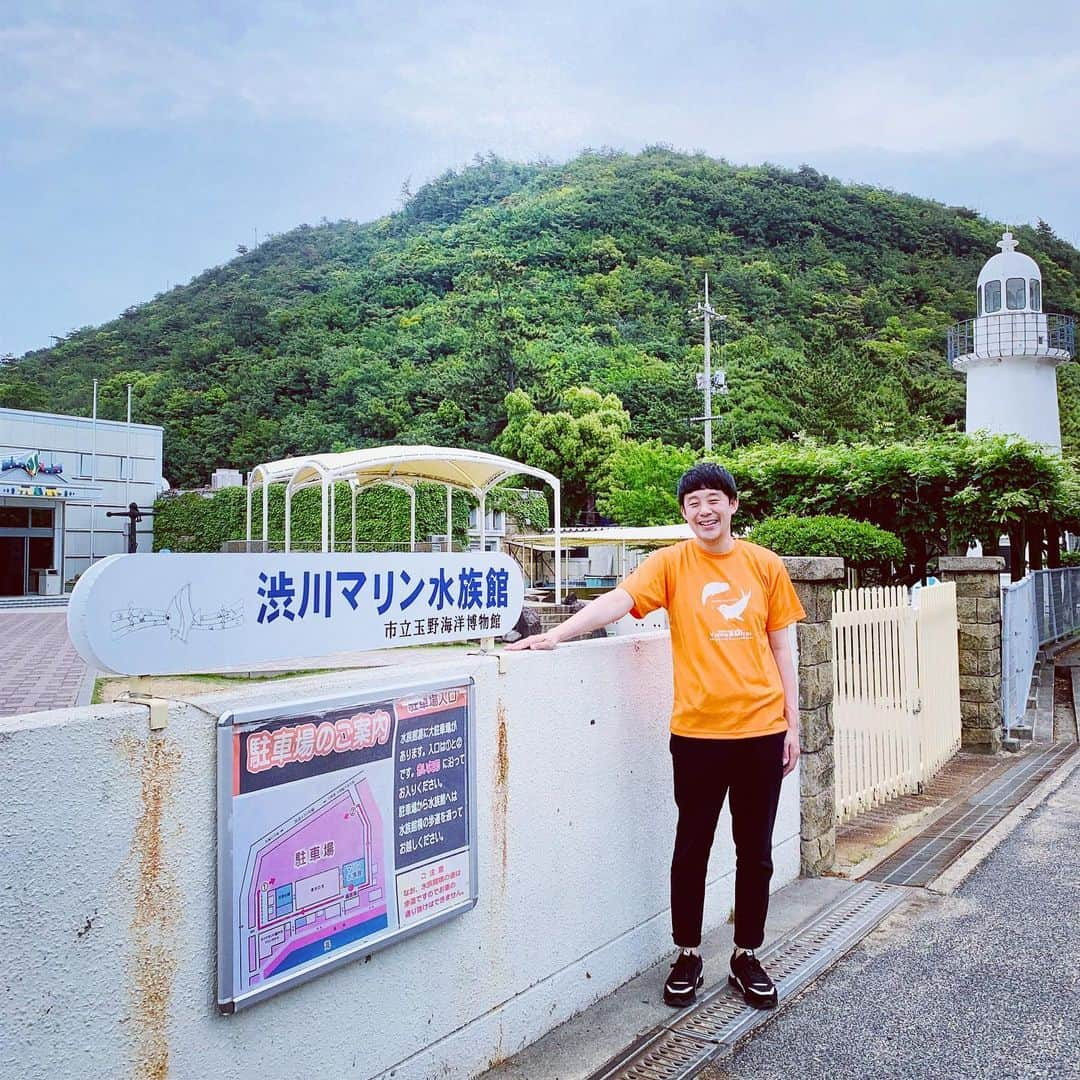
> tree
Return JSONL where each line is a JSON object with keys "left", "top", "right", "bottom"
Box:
{"left": 597, "top": 439, "right": 696, "bottom": 524}
{"left": 494, "top": 386, "right": 630, "bottom": 523}
{"left": 5, "top": 148, "right": 1080, "bottom": 488}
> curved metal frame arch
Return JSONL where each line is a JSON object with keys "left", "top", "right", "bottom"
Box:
{"left": 244, "top": 450, "right": 563, "bottom": 600}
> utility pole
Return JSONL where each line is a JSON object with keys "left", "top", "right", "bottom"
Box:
{"left": 690, "top": 275, "right": 728, "bottom": 451}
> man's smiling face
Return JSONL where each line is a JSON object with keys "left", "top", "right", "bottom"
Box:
{"left": 679, "top": 487, "right": 738, "bottom": 551}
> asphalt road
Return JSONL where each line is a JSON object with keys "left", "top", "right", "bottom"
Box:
{"left": 707, "top": 761, "right": 1080, "bottom": 1080}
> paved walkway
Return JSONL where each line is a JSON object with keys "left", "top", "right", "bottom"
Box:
{"left": 706, "top": 760, "right": 1080, "bottom": 1080}
{"left": 0, "top": 612, "right": 94, "bottom": 717}
{"left": 834, "top": 749, "right": 1020, "bottom": 876}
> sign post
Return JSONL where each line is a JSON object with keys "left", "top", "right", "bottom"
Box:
{"left": 65, "top": 551, "right": 522, "bottom": 1009}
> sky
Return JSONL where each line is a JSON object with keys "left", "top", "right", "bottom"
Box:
{"left": 2, "top": 0, "right": 1079, "bottom": 358}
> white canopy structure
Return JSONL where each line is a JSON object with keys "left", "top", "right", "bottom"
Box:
{"left": 245, "top": 445, "right": 564, "bottom": 600}
{"left": 507, "top": 523, "right": 692, "bottom": 595}
{"left": 510, "top": 524, "right": 693, "bottom": 548}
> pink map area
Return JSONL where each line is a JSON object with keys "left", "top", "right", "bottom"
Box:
{"left": 241, "top": 772, "right": 387, "bottom": 987}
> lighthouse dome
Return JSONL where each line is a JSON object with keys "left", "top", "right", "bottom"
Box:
{"left": 976, "top": 231, "right": 1042, "bottom": 314}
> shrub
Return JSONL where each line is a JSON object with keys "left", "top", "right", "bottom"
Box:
{"left": 747, "top": 514, "right": 904, "bottom": 567}
{"left": 153, "top": 482, "right": 548, "bottom": 552}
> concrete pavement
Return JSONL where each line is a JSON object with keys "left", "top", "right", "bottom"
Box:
{"left": 482, "top": 877, "right": 858, "bottom": 1080}
{"left": 484, "top": 706, "right": 1079, "bottom": 1080}
{"left": 706, "top": 758, "right": 1080, "bottom": 1080}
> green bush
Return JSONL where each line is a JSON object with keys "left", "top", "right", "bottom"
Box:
{"left": 748, "top": 514, "right": 904, "bottom": 567}
{"left": 728, "top": 432, "right": 1079, "bottom": 581}
{"left": 153, "top": 482, "right": 548, "bottom": 552}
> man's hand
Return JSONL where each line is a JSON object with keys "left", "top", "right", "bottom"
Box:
{"left": 502, "top": 589, "right": 635, "bottom": 653}
{"left": 504, "top": 632, "right": 559, "bottom": 651}
{"left": 782, "top": 727, "right": 800, "bottom": 777}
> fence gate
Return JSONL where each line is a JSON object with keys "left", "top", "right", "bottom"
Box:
{"left": 831, "top": 582, "right": 961, "bottom": 824}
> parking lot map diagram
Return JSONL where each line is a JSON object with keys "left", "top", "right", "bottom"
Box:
{"left": 218, "top": 680, "right": 475, "bottom": 1011}
{"left": 240, "top": 771, "right": 386, "bottom": 988}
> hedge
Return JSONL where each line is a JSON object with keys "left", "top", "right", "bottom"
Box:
{"left": 748, "top": 514, "right": 904, "bottom": 567}
{"left": 153, "top": 482, "right": 549, "bottom": 553}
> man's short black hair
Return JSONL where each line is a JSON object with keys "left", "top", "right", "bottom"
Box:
{"left": 677, "top": 463, "right": 738, "bottom": 505}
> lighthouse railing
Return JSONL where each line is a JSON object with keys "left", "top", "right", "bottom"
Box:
{"left": 948, "top": 312, "right": 1075, "bottom": 365}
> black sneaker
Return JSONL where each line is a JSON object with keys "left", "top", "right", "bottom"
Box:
{"left": 728, "top": 949, "right": 778, "bottom": 1009}
{"left": 663, "top": 951, "right": 704, "bottom": 1007}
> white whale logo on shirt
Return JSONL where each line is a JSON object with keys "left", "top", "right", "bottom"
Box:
{"left": 701, "top": 581, "right": 752, "bottom": 621}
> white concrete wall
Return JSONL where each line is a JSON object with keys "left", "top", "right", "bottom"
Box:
{"left": 0, "top": 636, "right": 800, "bottom": 1080}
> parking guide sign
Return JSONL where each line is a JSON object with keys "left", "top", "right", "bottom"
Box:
{"left": 217, "top": 678, "right": 476, "bottom": 1011}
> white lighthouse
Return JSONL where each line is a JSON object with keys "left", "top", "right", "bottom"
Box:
{"left": 949, "top": 231, "right": 1074, "bottom": 451}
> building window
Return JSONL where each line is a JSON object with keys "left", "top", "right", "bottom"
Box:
{"left": 94, "top": 454, "right": 121, "bottom": 480}
{"left": 1030, "top": 279, "right": 1041, "bottom": 311}
{"left": 29, "top": 508, "right": 54, "bottom": 529}
{"left": 977, "top": 285, "right": 983, "bottom": 316}
{"left": 984, "top": 280, "right": 1002, "bottom": 313}
{"left": 1006, "top": 277, "right": 1026, "bottom": 310}
{"left": 0, "top": 507, "right": 29, "bottom": 528}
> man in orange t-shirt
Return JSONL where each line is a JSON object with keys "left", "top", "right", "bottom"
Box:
{"left": 507, "top": 463, "right": 804, "bottom": 1010}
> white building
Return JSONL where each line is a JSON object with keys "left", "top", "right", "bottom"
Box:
{"left": 0, "top": 407, "right": 164, "bottom": 596}
{"left": 949, "top": 231, "right": 1075, "bottom": 451}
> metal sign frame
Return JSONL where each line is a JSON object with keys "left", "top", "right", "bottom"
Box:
{"left": 217, "top": 675, "right": 477, "bottom": 1012}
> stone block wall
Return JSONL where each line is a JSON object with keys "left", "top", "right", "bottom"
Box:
{"left": 935, "top": 556, "right": 1003, "bottom": 753}
{"left": 782, "top": 556, "right": 845, "bottom": 876}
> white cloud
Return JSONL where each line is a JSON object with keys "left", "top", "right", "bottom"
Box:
{"left": 768, "top": 52, "right": 1080, "bottom": 157}
{"left": 0, "top": 23, "right": 225, "bottom": 128}
{"left": 2, "top": 5, "right": 1077, "bottom": 164}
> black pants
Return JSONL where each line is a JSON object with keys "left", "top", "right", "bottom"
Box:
{"left": 670, "top": 730, "right": 786, "bottom": 951}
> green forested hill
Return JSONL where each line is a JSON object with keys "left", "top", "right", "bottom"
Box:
{"left": 5, "top": 148, "right": 1080, "bottom": 487}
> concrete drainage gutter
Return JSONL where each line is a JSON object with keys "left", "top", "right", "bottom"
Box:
{"left": 586, "top": 882, "right": 909, "bottom": 1080}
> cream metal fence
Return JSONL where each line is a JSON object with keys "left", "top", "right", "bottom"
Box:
{"left": 832, "top": 582, "right": 961, "bottom": 824}
{"left": 915, "top": 583, "right": 963, "bottom": 781}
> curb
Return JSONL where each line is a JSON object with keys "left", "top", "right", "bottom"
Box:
{"left": 75, "top": 666, "right": 99, "bottom": 708}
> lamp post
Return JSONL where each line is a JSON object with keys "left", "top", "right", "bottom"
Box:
{"left": 105, "top": 503, "right": 156, "bottom": 554}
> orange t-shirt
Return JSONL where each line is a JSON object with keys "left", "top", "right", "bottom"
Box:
{"left": 619, "top": 539, "right": 805, "bottom": 739}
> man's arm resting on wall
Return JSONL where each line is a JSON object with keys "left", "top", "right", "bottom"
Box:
{"left": 503, "top": 588, "right": 636, "bottom": 651}
{"left": 768, "top": 626, "right": 801, "bottom": 777}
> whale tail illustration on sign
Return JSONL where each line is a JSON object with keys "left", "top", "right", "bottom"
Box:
{"left": 111, "top": 583, "right": 244, "bottom": 643}
{"left": 700, "top": 580, "right": 751, "bottom": 621}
